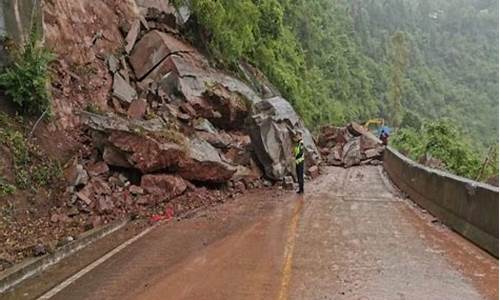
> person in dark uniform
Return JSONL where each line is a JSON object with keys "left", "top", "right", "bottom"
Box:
{"left": 379, "top": 128, "right": 389, "bottom": 146}
{"left": 293, "top": 131, "right": 305, "bottom": 194}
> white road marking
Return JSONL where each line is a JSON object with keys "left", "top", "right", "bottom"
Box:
{"left": 0, "top": 220, "right": 127, "bottom": 294}
{"left": 37, "top": 223, "right": 160, "bottom": 300}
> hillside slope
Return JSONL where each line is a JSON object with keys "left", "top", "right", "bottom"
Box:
{"left": 174, "top": 0, "right": 498, "bottom": 150}
{"left": 0, "top": 0, "right": 319, "bottom": 270}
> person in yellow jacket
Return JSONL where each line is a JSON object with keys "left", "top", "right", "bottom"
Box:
{"left": 293, "top": 131, "right": 305, "bottom": 194}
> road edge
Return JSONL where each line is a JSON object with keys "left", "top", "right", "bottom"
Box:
{"left": 0, "top": 219, "right": 128, "bottom": 294}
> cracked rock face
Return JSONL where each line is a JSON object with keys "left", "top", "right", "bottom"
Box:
{"left": 82, "top": 112, "right": 236, "bottom": 182}
{"left": 249, "top": 97, "right": 321, "bottom": 180}
{"left": 177, "top": 138, "right": 237, "bottom": 183}
{"left": 204, "top": 84, "right": 250, "bottom": 130}
{"left": 129, "top": 30, "right": 193, "bottom": 80}
{"left": 107, "top": 131, "right": 186, "bottom": 173}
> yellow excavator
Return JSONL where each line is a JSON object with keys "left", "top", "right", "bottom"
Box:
{"left": 364, "top": 118, "right": 390, "bottom": 145}
{"left": 363, "top": 118, "right": 385, "bottom": 131}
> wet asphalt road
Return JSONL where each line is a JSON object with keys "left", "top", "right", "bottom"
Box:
{"left": 3, "top": 166, "right": 498, "bottom": 300}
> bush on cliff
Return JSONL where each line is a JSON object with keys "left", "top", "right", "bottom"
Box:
{"left": 0, "top": 32, "right": 53, "bottom": 116}
{"left": 390, "top": 119, "right": 497, "bottom": 180}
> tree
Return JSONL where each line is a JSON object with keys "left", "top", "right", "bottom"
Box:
{"left": 387, "top": 31, "right": 409, "bottom": 127}
{"left": 175, "top": 0, "right": 498, "bottom": 152}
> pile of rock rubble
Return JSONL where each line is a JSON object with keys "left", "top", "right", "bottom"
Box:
{"left": 318, "top": 122, "right": 385, "bottom": 168}
{"left": 58, "top": 0, "right": 321, "bottom": 223}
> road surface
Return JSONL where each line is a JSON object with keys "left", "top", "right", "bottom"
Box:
{"left": 3, "top": 166, "right": 498, "bottom": 300}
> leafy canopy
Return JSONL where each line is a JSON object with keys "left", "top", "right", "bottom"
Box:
{"left": 390, "top": 119, "right": 497, "bottom": 180}
{"left": 176, "top": 0, "right": 498, "bottom": 179}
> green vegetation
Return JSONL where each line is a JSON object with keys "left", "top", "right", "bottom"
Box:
{"left": 176, "top": 0, "right": 497, "bottom": 144}
{"left": 0, "top": 113, "right": 62, "bottom": 190}
{"left": 350, "top": 0, "right": 498, "bottom": 151}
{"left": 84, "top": 103, "right": 106, "bottom": 115}
{"left": 0, "top": 31, "right": 53, "bottom": 115}
{"left": 391, "top": 119, "right": 497, "bottom": 180}
{"left": 174, "top": 0, "right": 498, "bottom": 180}
{"left": 153, "top": 128, "right": 188, "bottom": 149}
{"left": 0, "top": 176, "right": 16, "bottom": 197}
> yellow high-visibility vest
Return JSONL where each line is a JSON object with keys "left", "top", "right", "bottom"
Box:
{"left": 294, "top": 141, "right": 304, "bottom": 164}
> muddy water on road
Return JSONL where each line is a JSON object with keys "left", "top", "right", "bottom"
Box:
{"left": 130, "top": 195, "right": 300, "bottom": 300}
{"left": 47, "top": 188, "right": 300, "bottom": 300}
{"left": 289, "top": 166, "right": 498, "bottom": 300}
{"left": 11, "top": 166, "right": 497, "bottom": 300}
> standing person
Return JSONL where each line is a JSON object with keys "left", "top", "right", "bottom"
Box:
{"left": 379, "top": 127, "right": 389, "bottom": 146}
{"left": 293, "top": 131, "right": 305, "bottom": 194}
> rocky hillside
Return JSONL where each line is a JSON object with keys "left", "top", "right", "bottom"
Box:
{"left": 0, "top": 0, "right": 321, "bottom": 269}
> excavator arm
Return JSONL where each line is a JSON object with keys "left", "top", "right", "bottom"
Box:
{"left": 363, "top": 118, "right": 385, "bottom": 129}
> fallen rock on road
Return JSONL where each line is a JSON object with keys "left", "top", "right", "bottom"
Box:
{"left": 319, "top": 122, "right": 385, "bottom": 167}
{"left": 249, "top": 96, "right": 321, "bottom": 180}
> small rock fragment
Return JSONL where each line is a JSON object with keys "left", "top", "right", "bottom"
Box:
{"left": 234, "top": 181, "right": 246, "bottom": 192}
{"left": 33, "top": 244, "right": 47, "bottom": 257}
{"left": 127, "top": 98, "right": 147, "bottom": 120}
{"left": 97, "top": 197, "right": 115, "bottom": 214}
{"left": 307, "top": 166, "right": 320, "bottom": 179}
{"left": 129, "top": 185, "right": 144, "bottom": 195}
{"left": 107, "top": 55, "right": 120, "bottom": 73}
{"left": 87, "top": 161, "right": 110, "bottom": 177}
{"left": 113, "top": 73, "right": 137, "bottom": 103}
{"left": 67, "top": 207, "right": 79, "bottom": 217}
{"left": 125, "top": 20, "right": 141, "bottom": 54}
{"left": 282, "top": 176, "right": 294, "bottom": 190}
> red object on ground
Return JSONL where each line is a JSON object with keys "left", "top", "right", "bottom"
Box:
{"left": 150, "top": 207, "right": 175, "bottom": 222}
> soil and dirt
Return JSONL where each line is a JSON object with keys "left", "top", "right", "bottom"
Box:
{"left": 317, "top": 122, "right": 386, "bottom": 167}
{"left": 0, "top": 0, "right": 316, "bottom": 271}
{"left": 3, "top": 167, "right": 496, "bottom": 300}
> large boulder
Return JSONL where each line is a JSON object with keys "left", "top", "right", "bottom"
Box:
{"left": 103, "top": 146, "right": 133, "bottom": 169}
{"left": 318, "top": 125, "right": 339, "bottom": 148}
{"left": 318, "top": 125, "right": 353, "bottom": 148}
{"left": 231, "top": 160, "right": 263, "bottom": 182}
{"left": 347, "top": 122, "right": 367, "bottom": 137}
{"left": 83, "top": 112, "right": 236, "bottom": 183}
{"left": 128, "top": 28, "right": 261, "bottom": 116}
{"left": 107, "top": 131, "right": 186, "bottom": 173}
{"left": 203, "top": 84, "right": 250, "bottom": 129}
{"left": 112, "top": 73, "right": 137, "bottom": 104}
{"left": 141, "top": 174, "right": 187, "bottom": 198}
{"left": 146, "top": 52, "right": 262, "bottom": 115}
{"left": 318, "top": 122, "right": 387, "bottom": 168}
{"left": 360, "top": 131, "right": 382, "bottom": 151}
{"left": 178, "top": 138, "right": 236, "bottom": 183}
{"left": 129, "top": 30, "right": 193, "bottom": 80}
{"left": 238, "top": 61, "right": 280, "bottom": 99}
{"left": 135, "top": 0, "right": 190, "bottom": 27}
{"left": 82, "top": 112, "right": 186, "bottom": 171}
{"left": 342, "top": 138, "right": 362, "bottom": 168}
{"left": 249, "top": 97, "right": 320, "bottom": 180}
{"left": 127, "top": 98, "right": 147, "bottom": 120}
{"left": 196, "top": 131, "right": 231, "bottom": 149}
{"left": 326, "top": 144, "right": 344, "bottom": 166}
{"left": 82, "top": 111, "right": 166, "bottom": 132}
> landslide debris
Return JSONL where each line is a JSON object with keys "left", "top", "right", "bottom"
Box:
{"left": 318, "top": 122, "right": 385, "bottom": 167}
{"left": 0, "top": 0, "right": 321, "bottom": 271}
